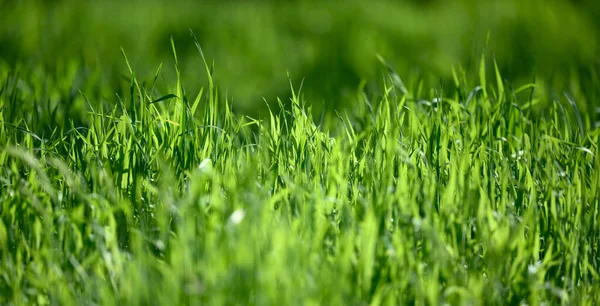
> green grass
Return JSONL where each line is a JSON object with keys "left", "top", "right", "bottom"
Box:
{"left": 1, "top": 34, "right": 599, "bottom": 305}
{"left": 2, "top": 0, "right": 599, "bottom": 115}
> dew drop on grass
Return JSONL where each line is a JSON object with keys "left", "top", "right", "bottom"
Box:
{"left": 228, "top": 209, "right": 245, "bottom": 225}
{"left": 198, "top": 158, "right": 212, "bottom": 173}
{"left": 154, "top": 240, "right": 165, "bottom": 251}
{"left": 528, "top": 261, "right": 542, "bottom": 275}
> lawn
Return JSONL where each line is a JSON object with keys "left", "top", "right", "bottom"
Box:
{"left": 1, "top": 1, "right": 599, "bottom": 305}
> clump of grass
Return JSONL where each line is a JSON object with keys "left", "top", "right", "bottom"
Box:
{"left": 1, "top": 33, "right": 599, "bottom": 305}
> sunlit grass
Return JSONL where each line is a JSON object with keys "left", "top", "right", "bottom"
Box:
{"left": 1, "top": 33, "right": 599, "bottom": 305}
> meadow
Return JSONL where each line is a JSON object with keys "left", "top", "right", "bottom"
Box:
{"left": 1, "top": 0, "right": 600, "bottom": 305}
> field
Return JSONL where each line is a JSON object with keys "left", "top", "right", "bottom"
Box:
{"left": 1, "top": 0, "right": 600, "bottom": 305}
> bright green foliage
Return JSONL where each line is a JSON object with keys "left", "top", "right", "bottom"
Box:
{"left": 1, "top": 39, "right": 599, "bottom": 305}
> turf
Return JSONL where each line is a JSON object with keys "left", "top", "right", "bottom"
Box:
{"left": 1, "top": 34, "right": 599, "bottom": 305}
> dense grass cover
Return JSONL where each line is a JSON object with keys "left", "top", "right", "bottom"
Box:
{"left": 1, "top": 37, "right": 599, "bottom": 305}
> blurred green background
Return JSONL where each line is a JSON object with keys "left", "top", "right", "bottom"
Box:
{"left": 1, "top": 0, "right": 599, "bottom": 119}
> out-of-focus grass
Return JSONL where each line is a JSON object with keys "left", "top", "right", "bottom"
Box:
{"left": 1, "top": 0, "right": 598, "bottom": 116}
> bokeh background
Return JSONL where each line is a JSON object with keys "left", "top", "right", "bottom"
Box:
{"left": 1, "top": 0, "right": 599, "bottom": 120}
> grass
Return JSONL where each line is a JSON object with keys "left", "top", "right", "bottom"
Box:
{"left": 3, "top": 0, "right": 599, "bottom": 114}
{"left": 1, "top": 33, "right": 599, "bottom": 305}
